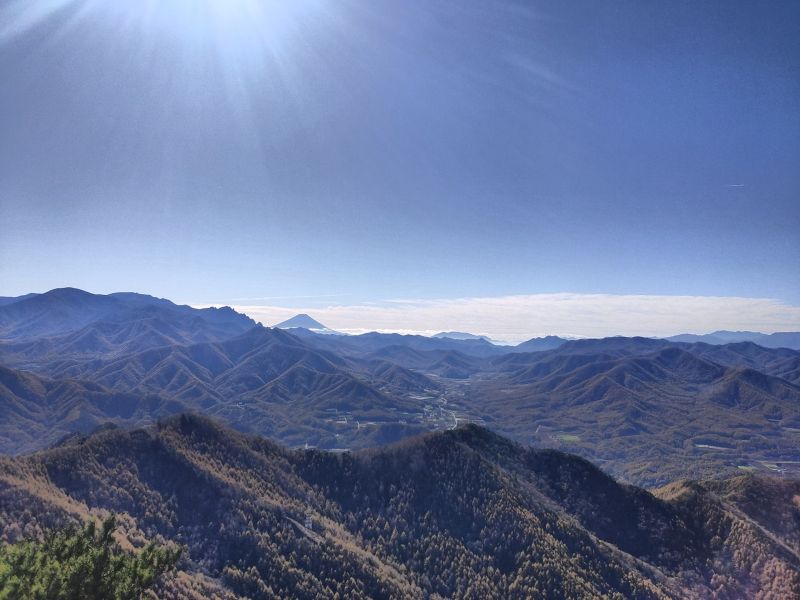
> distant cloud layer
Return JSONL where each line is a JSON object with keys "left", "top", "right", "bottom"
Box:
{"left": 199, "top": 293, "right": 800, "bottom": 343}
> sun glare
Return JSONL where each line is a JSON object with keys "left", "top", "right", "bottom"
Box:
{"left": 1, "top": 0, "right": 328, "bottom": 49}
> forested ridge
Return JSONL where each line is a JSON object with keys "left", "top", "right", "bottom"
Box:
{"left": 0, "top": 415, "right": 797, "bottom": 599}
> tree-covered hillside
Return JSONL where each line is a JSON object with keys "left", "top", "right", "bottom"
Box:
{"left": 0, "top": 416, "right": 797, "bottom": 599}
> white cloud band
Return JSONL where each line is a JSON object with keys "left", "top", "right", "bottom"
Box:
{"left": 198, "top": 293, "right": 800, "bottom": 344}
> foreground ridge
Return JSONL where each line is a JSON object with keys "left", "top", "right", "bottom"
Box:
{"left": 0, "top": 415, "right": 797, "bottom": 599}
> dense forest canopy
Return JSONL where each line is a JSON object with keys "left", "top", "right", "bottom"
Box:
{"left": 0, "top": 515, "right": 180, "bottom": 600}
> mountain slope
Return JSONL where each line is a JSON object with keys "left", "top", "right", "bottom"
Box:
{"left": 0, "top": 417, "right": 797, "bottom": 599}
{"left": 0, "top": 364, "right": 185, "bottom": 454}
{"left": 0, "top": 293, "right": 39, "bottom": 307}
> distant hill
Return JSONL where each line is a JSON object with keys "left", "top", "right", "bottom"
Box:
{"left": 668, "top": 330, "right": 800, "bottom": 350}
{"left": 432, "top": 331, "right": 490, "bottom": 341}
{"left": 273, "top": 313, "right": 341, "bottom": 334}
{"left": 512, "top": 335, "right": 568, "bottom": 352}
{"left": 0, "top": 416, "right": 797, "bottom": 599}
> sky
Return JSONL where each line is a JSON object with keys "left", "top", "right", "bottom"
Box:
{"left": 1, "top": 0, "right": 798, "bottom": 339}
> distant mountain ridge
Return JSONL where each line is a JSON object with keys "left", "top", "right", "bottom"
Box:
{"left": 0, "top": 287, "right": 255, "bottom": 343}
{"left": 4, "top": 289, "right": 796, "bottom": 352}
{"left": 668, "top": 330, "right": 800, "bottom": 350}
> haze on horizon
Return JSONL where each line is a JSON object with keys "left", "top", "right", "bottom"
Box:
{"left": 1, "top": 0, "right": 798, "bottom": 340}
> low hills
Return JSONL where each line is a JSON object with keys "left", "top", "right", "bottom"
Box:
{"left": 0, "top": 416, "right": 797, "bottom": 599}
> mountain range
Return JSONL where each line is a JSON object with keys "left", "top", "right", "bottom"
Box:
{"left": 0, "top": 288, "right": 255, "bottom": 351}
{"left": 0, "top": 415, "right": 797, "bottom": 599}
{"left": 1, "top": 289, "right": 799, "bottom": 487}
{"left": 667, "top": 330, "right": 800, "bottom": 349}
{"left": 1, "top": 288, "right": 800, "bottom": 598}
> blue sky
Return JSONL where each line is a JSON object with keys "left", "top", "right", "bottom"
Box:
{"left": 1, "top": 0, "right": 798, "bottom": 337}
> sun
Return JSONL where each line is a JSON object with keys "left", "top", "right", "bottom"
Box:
{"left": 1, "top": 0, "right": 328, "bottom": 47}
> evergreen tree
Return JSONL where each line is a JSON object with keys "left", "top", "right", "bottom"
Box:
{"left": 0, "top": 515, "right": 181, "bottom": 600}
